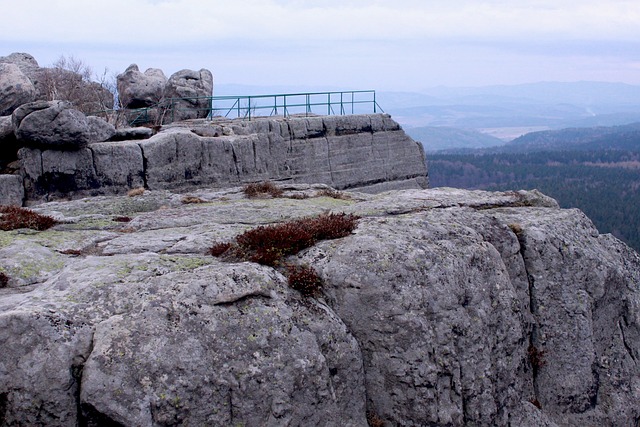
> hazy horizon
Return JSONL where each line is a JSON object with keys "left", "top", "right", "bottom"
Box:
{"left": 2, "top": 0, "right": 640, "bottom": 92}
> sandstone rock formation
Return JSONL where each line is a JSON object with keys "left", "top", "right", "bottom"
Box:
{"left": 0, "top": 63, "right": 36, "bottom": 116}
{"left": 0, "top": 185, "right": 638, "bottom": 426}
{"left": 0, "top": 52, "right": 40, "bottom": 75}
{"left": 0, "top": 174, "right": 22, "bottom": 205}
{"left": 86, "top": 115, "right": 116, "bottom": 142}
{"left": 0, "top": 52, "right": 113, "bottom": 114}
{"left": 163, "top": 68, "right": 214, "bottom": 121}
{"left": 116, "top": 64, "right": 167, "bottom": 109}
{"left": 12, "top": 100, "right": 94, "bottom": 148}
{"left": 16, "top": 114, "right": 428, "bottom": 202}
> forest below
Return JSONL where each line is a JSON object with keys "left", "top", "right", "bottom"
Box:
{"left": 428, "top": 146, "right": 640, "bottom": 252}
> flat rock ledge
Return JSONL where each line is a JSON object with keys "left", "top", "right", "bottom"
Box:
{"left": 13, "top": 114, "right": 428, "bottom": 204}
{"left": 0, "top": 185, "right": 639, "bottom": 426}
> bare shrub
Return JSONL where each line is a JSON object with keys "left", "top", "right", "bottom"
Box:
{"left": 181, "top": 196, "right": 207, "bottom": 204}
{"left": 243, "top": 181, "right": 283, "bottom": 198}
{"left": 0, "top": 206, "right": 57, "bottom": 231}
{"left": 127, "top": 188, "right": 145, "bottom": 197}
{"left": 40, "top": 55, "right": 115, "bottom": 116}
{"left": 317, "top": 188, "right": 351, "bottom": 200}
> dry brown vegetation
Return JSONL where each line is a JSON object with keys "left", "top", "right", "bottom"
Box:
{"left": 0, "top": 206, "right": 58, "bottom": 231}
{"left": 243, "top": 181, "right": 284, "bottom": 198}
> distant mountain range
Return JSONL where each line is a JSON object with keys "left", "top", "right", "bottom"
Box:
{"left": 404, "top": 127, "right": 505, "bottom": 152}
{"left": 216, "top": 81, "right": 640, "bottom": 153}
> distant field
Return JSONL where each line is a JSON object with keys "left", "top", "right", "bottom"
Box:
{"left": 477, "top": 126, "right": 550, "bottom": 141}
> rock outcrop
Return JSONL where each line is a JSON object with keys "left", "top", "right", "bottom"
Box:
{"left": 0, "top": 63, "right": 36, "bottom": 116}
{"left": 12, "top": 100, "right": 94, "bottom": 148}
{"left": 117, "top": 64, "right": 167, "bottom": 109}
{"left": 0, "top": 52, "right": 113, "bottom": 114}
{"left": 0, "top": 185, "right": 638, "bottom": 426}
{"left": 163, "top": 68, "right": 214, "bottom": 121}
{"left": 16, "top": 114, "right": 428, "bottom": 202}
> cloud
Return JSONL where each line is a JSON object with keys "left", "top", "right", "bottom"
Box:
{"left": 2, "top": 0, "right": 639, "bottom": 46}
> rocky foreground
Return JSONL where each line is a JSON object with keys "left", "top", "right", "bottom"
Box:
{"left": 0, "top": 185, "right": 639, "bottom": 426}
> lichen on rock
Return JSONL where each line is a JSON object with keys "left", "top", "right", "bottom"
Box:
{"left": 0, "top": 185, "right": 638, "bottom": 426}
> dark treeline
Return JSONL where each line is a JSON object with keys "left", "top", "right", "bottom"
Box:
{"left": 428, "top": 150, "right": 640, "bottom": 252}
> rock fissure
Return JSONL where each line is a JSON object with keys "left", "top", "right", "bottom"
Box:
{"left": 87, "top": 146, "right": 99, "bottom": 181}
{"left": 511, "top": 227, "right": 543, "bottom": 404}
{"left": 618, "top": 318, "right": 638, "bottom": 365}
{"left": 230, "top": 143, "right": 241, "bottom": 177}
{"left": 0, "top": 392, "right": 7, "bottom": 426}
{"left": 137, "top": 143, "right": 149, "bottom": 189}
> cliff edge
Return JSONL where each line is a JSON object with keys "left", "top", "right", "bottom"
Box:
{"left": 3, "top": 113, "right": 428, "bottom": 204}
{"left": 1, "top": 185, "right": 638, "bottom": 426}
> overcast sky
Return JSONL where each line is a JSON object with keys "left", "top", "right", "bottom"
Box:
{"left": 2, "top": 0, "right": 640, "bottom": 91}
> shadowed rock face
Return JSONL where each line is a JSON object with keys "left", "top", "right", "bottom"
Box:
{"left": 0, "top": 185, "right": 638, "bottom": 426}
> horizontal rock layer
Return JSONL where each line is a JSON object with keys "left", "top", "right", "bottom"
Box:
{"left": 16, "top": 114, "right": 428, "bottom": 203}
{"left": 0, "top": 185, "right": 638, "bottom": 426}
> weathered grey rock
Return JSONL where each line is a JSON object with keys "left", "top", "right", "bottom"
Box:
{"left": 0, "top": 52, "right": 39, "bottom": 71}
{"left": 86, "top": 115, "right": 116, "bottom": 142}
{"left": 117, "top": 64, "right": 167, "bottom": 109}
{"left": 1, "top": 52, "right": 113, "bottom": 112}
{"left": 0, "top": 115, "right": 12, "bottom": 140}
{"left": 0, "top": 174, "right": 23, "bottom": 205}
{"left": 163, "top": 68, "right": 213, "bottom": 121}
{"left": 12, "top": 100, "right": 92, "bottom": 148}
{"left": 109, "top": 126, "right": 153, "bottom": 141}
{"left": 18, "top": 140, "right": 144, "bottom": 199}
{"left": 0, "top": 186, "right": 638, "bottom": 426}
{"left": 0, "top": 63, "right": 37, "bottom": 115}
{"left": 17, "top": 114, "right": 428, "bottom": 202}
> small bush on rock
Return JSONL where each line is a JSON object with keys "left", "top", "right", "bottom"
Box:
{"left": 287, "top": 264, "right": 323, "bottom": 297}
{"left": 210, "top": 212, "right": 359, "bottom": 267}
{"left": 0, "top": 206, "right": 58, "bottom": 231}
{"left": 317, "top": 188, "right": 351, "bottom": 200}
{"left": 208, "top": 242, "right": 233, "bottom": 257}
{"left": 243, "top": 181, "right": 284, "bottom": 198}
{"left": 127, "top": 187, "right": 145, "bottom": 197}
{"left": 181, "top": 196, "right": 207, "bottom": 204}
{"left": 210, "top": 212, "right": 359, "bottom": 296}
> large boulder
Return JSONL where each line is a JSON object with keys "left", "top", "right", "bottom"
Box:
{"left": 116, "top": 64, "right": 167, "bottom": 109}
{"left": 1, "top": 52, "right": 113, "bottom": 114}
{"left": 12, "top": 100, "right": 92, "bottom": 148}
{"left": 86, "top": 115, "right": 116, "bottom": 142}
{"left": 0, "top": 187, "right": 638, "bottom": 426}
{"left": 0, "top": 63, "right": 36, "bottom": 116}
{"left": 163, "top": 68, "right": 213, "bottom": 121}
{"left": 0, "top": 115, "right": 13, "bottom": 140}
{"left": 0, "top": 52, "right": 39, "bottom": 72}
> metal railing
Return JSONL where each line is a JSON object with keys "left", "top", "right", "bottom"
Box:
{"left": 111, "top": 90, "right": 383, "bottom": 126}
{"left": 210, "top": 90, "right": 383, "bottom": 120}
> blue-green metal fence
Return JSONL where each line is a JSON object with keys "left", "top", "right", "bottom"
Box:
{"left": 119, "top": 90, "right": 383, "bottom": 125}
{"left": 210, "top": 90, "right": 382, "bottom": 120}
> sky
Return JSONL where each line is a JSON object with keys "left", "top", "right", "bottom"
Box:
{"left": 2, "top": 0, "right": 640, "bottom": 92}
